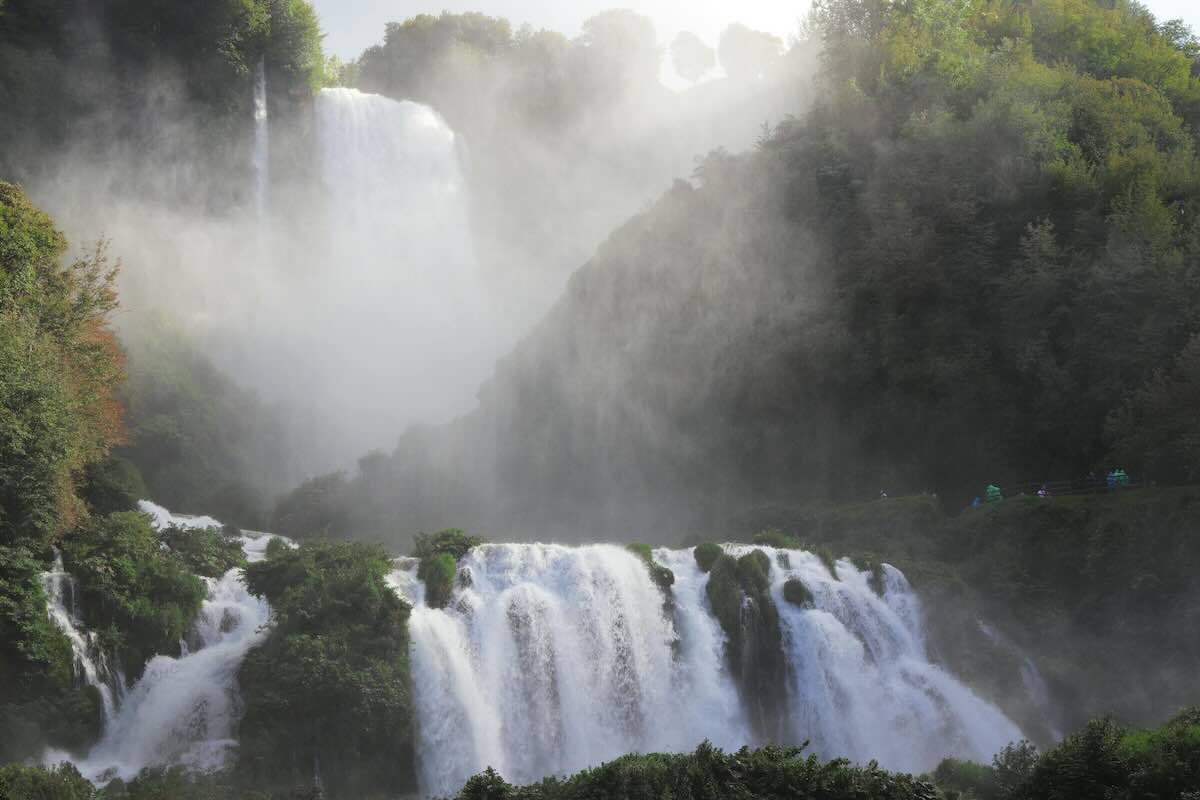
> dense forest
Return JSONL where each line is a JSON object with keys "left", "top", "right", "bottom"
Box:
{"left": 276, "top": 0, "right": 1200, "bottom": 544}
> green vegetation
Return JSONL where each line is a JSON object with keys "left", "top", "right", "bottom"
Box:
{"left": 411, "top": 529, "right": 482, "bottom": 609}
{"left": 626, "top": 543, "right": 675, "bottom": 593}
{"left": 1, "top": 182, "right": 124, "bottom": 547}
{"left": 932, "top": 708, "right": 1200, "bottom": 800}
{"left": 0, "top": 1, "right": 326, "bottom": 190}
{"left": 0, "top": 762, "right": 94, "bottom": 800}
{"left": 692, "top": 542, "right": 723, "bottom": 572}
{"left": 157, "top": 525, "right": 246, "bottom": 579}
{"left": 451, "top": 741, "right": 939, "bottom": 800}
{"left": 237, "top": 541, "right": 415, "bottom": 797}
{"left": 79, "top": 456, "right": 147, "bottom": 517}
{"left": 60, "top": 512, "right": 206, "bottom": 677}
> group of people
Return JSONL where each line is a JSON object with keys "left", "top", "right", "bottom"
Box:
{"left": 968, "top": 469, "right": 1133, "bottom": 507}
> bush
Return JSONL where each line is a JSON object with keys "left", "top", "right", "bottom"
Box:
{"left": 693, "top": 542, "right": 723, "bottom": 572}
{"left": 450, "top": 741, "right": 940, "bottom": 799}
{"left": 61, "top": 512, "right": 206, "bottom": 676}
{"left": 411, "top": 529, "right": 482, "bottom": 560}
{"left": 418, "top": 551, "right": 457, "bottom": 609}
{"left": 782, "top": 578, "right": 813, "bottom": 607}
{"left": 238, "top": 540, "right": 414, "bottom": 797}
{"left": 0, "top": 762, "right": 95, "bottom": 800}
{"left": 80, "top": 456, "right": 147, "bottom": 516}
{"left": 752, "top": 528, "right": 799, "bottom": 549}
{"left": 158, "top": 525, "right": 246, "bottom": 578}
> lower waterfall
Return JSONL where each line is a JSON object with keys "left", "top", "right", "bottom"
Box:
{"left": 391, "top": 543, "right": 1023, "bottom": 797}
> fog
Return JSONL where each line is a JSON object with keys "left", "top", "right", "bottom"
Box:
{"left": 7, "top": 6, "right": 815, "bottom": 507}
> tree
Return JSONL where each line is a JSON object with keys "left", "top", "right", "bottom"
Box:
{"left": 671, "top": 31, "right": 716, "bottom": 82}
{"left": 718, "top": 23, "right": 784, "bottom": 81}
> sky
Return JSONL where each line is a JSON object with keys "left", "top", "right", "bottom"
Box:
{"left": 312, "top": 0, "right": 1200, "bottom": 59}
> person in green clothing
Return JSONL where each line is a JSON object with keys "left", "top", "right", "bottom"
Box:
{"left": 986, "top": 484, "right": 1002, "bottom": 502}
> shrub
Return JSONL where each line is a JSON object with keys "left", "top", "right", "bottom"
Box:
{"left": 0, "top": 762, "right": 94, "bottom": 799}
{"left": 158, "top": 524, "right": 246, "bottom": 578}
{"left": 411, "top": 529, "right": 482, "bottom": 560}
{"left": 238, "top": 540, "right": 414, "bottom": 797}
{"left": 752, "top": 528, "right": 799, "bottom": 549}
{"left": 418, "top": 551, "right": 458, "bottom": 609}
{"left": 693, "top": 542, "right": 723, "bottom": 572}
{"left": 782, "top": 578, "right": 813, "bottom": 607}
{"left": 80, "top": 456, "right": 147, "bottom": 516}
{"left": 932, "top": 757, "right": 1002, "bottom": 800}
{"left": 61, "top": 512, "right": 206, "bottom": 675}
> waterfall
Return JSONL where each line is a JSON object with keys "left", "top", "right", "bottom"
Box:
{"left": 246, "top": 87, "right": 500, "bottom": 462}
{"left": 46, "top": 503, "right": 287, "bottom": 783}
{"left": 397, "top": 543, "right": 1025, "bottom": 796}
{"left": 41, "top": 553, "right": 123, "bottom": 721}
{"left": 252, "top": 57, "right": 268, "bottom": 216}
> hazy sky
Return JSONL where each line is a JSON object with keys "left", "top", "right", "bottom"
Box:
{"left": 313, "top": 0, "right": 1200, "bottom": 59}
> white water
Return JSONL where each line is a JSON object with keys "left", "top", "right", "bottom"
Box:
{"left": 244, "top": 87, "right": 501, "bottom": 462}
{"left": 48, "top": 503, "right": 285, "bottom": 783}
{"left": 398, "top": 543, "right": 1025, "bottom": 796}
{"left": 252, "top": 57, "right": 269, "bottom": 217}
{"left": 41, "top": 553, "right": 123, "bottom": 721}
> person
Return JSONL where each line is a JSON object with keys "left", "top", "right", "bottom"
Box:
{"left": 1037, "top": 484, "right": 1049, "bottom": 499}
{"left": 986, "top": 484, "right": 1002, "bottom": 502}
{"left": 879, "top": 489, "right": 888, "bottom": 500}
{"left": 1107, "top": 470, "right": 1118, "bottom": 490}
{"left": 970, "top": 496, "right": 983, "bottom": 508}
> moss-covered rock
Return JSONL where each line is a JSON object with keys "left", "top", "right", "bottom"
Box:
{"left": 626, "top": 543, "right": 675, "bottom": 593}
{"left": 418, "top": 551, "right": 457, "bottom": 609}
{"left": 752, "top": 528, "right": 800, "bottom": 549}
{"left": 693, "top": 542, "right": 723, "bottom": 572}
{"left": 782, "top": 578, "right": 813, "bottom": 607}
{"left": 736, "top": 550, "right": 772, "bottom": 594}
{"left": 412, "top": 529, "right": 482, "bottom": 561}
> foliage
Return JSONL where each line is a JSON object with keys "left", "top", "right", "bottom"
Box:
{"left": 693, "top": 542, "right": 723, "bottom": 572}
{"left": 0, "top": 762, "right": 94, "bottom": 800}
{"left": 751, "top": 528, "right": 800, "bottom": 549}
{"left": 418, "top": 552, "right": 457, "bottom": 610}
{"left": 79, "top": 456, "right": 146, "bottom": 517}
{"left": 933, "top": 709, "right": 1200, "bottom": 800}
{"left": 412, "top": 529, "right": 483, "bottom": 561}
{"left": 626, "top": 543, "right": 675, "bottom": 592}
{"left": 238, "top": 541, "right": 415, "bottom": 797}
{"left": 60, "top": 512, "right": 205, "bottom": 676}
{"left": 0, "top": 183, "right": 124, "bottom": 547}
{"left": 450, "top": 740, "right": 941, "bottom": 800}
{"left": 718, "top": 24, "right": 784, "bottom": 81}
{"left": 157, "top": 525, "right": 246, "bottom": 579}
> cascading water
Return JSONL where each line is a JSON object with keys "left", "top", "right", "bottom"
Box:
{"left": 396, "top": 543, "right": 1025, "bottom": 797}
{"left": 41, "top": 553, "right": 123, "bottom": 721}
{"left": 252, "top": 57, "right": 269, "bottom": 217}
{"left": 246, "top": 87, "right": 500, "bottom": 464}
{"left": 46, "top": 502, "right": 286, "bottom": 783}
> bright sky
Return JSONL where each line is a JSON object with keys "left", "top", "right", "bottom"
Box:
{"left": 312, "top": 0, "right": 1200, "bottom": 59}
